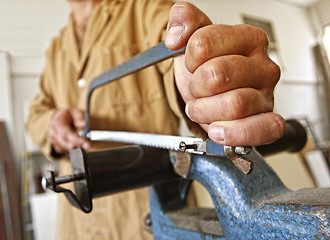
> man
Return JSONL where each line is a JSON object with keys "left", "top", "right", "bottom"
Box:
{"left": 26, "top": 0, "right": 285, "bottom": 239}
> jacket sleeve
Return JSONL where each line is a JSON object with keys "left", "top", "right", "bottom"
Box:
{"left": 25, "top": 43, "right": 58, "bottom": 158}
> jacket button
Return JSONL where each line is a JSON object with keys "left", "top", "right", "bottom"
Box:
{"left": 77, "top": 78, "right": 86, "bottom": 87}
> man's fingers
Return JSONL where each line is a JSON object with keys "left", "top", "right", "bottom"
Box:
{"left": 49, "top": 108, "right": 90, "bottom": 155}
{"left": 50, "top": 128, "right": 90, "bottom": 153}
{"left": 67, "top": 109, "right": 90, "bottom": 148}
{"left": 207, "top": 113, "right": 286, "bottom": 146}
{"left": 70, "top": 108, "right": 85, "bottom": 129}
{"left": 166, "top": 5, "right": 283, "bottom": 147}
{"left": 52, "top": 143, "right": 66, "bottom": 155}
{"left": 189, "top": 55, "right": 280, "bottom": 98}
{"left": 49, "top": 127, "right": 74, "bottom": 153}
{"left": 185, "top": 24, "right": 269, "bottom": 73}
{"left": 165, "top": 2, "right": 212, "bottom": 50}
{"left": 65, "top": 130, "right": 89, "bottom": 148}
{"left": 186, "top": 88, "right": 274, "bottom": 124}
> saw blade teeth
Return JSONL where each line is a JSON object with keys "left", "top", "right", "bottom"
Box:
{"left": 88, "top": 130, "right": 203, "bottom": 152}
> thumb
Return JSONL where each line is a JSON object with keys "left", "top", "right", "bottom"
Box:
{"left": 165, "top": 2, "right": 212, "bottom": 50}
{"left": 70, "top": 108, "right": 85, "bottom": 129}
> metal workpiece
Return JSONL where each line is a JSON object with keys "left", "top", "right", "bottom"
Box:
{"left": 187, "top": 139, "right": 253, "bottom": 174}
{"left": 169, "top": 151, "right": 192, "bottom": 178}
{"left": 150, "top": 148, "right": 330, "bottom": 240}
{"left": 224, "top": 146, "right": 254, "bottom": 175}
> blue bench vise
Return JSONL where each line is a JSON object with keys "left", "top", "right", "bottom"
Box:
{"left": 149, "top": 146, "right": 330, "bottom": 240}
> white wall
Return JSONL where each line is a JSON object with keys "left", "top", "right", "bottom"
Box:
{"left": 0, "top": 0, "right": 70, "bottom": 161}
{"left": 0, "top": 52, "right": 14, "bottom": 134}
{"left": 0, "top": 0, "right": 70, "bottom": 56}
{"left": 309, "top": 0, "right": 330, "bottom": 36}
{"left": 0, "top": 1, "right": 69, "bottom": 237}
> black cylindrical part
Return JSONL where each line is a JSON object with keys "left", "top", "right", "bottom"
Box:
{"left": 84, "top": 145, "right": 180, "bottom": 198}
{"left": 256, "top": 119, "right": 307, "bottom": 156}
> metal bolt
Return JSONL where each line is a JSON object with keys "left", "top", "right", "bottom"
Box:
{"left": 234, "top": 146, "right": 252, "bottom": 155}
{"left": 179, "top": 141, "right": 197, "bottom": 152}
{"left": 144, "top": 213, "right": 152, "bottom": 232}
{"left": 42, "top": 171, "right": 86, "bottom": 190}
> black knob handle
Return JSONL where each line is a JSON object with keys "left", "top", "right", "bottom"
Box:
{"left": 256, "top": 119, "right": 307, "bottom": 156}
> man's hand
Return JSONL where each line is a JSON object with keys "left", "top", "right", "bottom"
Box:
{"left": 49, "top": 108, "right": 91, "bottom": 155}
{"left": 165, "top": 2, "right": 285, "bottom": 146}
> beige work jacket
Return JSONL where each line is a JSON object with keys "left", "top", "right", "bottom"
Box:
{"left": 26, "top": 0, "right": 203, "bottom": 239}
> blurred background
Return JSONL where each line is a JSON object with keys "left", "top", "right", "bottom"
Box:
{"left": 0, "top": 0, "right": 329, "bottom": 239}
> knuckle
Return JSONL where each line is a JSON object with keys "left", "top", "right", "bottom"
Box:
{"left": 71, "top": 108, "right": 83, "bottom": 119}
{"left": 186, "top": 100, "right": 207, "bottom": 123}
{"left": 196, "top": 65, "right": 224, "bottom": 96}
{"left": 172, "top": 1, "right": 191, "bottom": 13}
{"left": 241, "top": 124, "right": 251, "bottom": 144}
{"left": 171, "top": 2, "right": 210, "bottom": 26}
{"left": 258, "top": 89, "right": 274, "bottom": 111}
{"left": 253, "top": 27, "right": 269, "bottom": 49}
{"left": 172, "top": 1, "right": 189, "bottom": 10}
{"left": 267, "top": 62, "right": 281, "bottom": 84}
{"left": 52, "top": 144, "right": 61, "bottom": 153}
{"left": 265, "top": 98, "right": 275, "bottom": 112}
{"left": 207, "top": 63, "right": 228, "bottom": 94}
{"left": 225, "top": 94, "right": 245, "bottom": 120}
{"left": 271, "top": 114, "right": 286, "bottom": 140}
{"left": 49, "top": 128, "right": 59, "bottom": 142}
{"left": 187, "top": 33, "right": 213, "bottom": 65}
{"left": 63, "top": 132, "right": 71, "bottom": 142}
{"left": 204, "top": 78, "right": 219, "bottom": 96}
{"left": 186, "top": 101, "right": 198, "bottom": 121}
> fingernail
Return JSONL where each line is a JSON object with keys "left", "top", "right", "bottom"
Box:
{"left": 82, "top": 142, "right": 90, "bottom": 149}
{"left": 166, "top": 25, "right": 184, "bottom": 46}
{"left": 77, "top": 120, "right": 85, "bottom": 126}
{"left": 208, "top": 126, "right": 226, "bottom": 144}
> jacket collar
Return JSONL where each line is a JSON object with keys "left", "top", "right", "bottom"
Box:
{"left": 63, "top": 0, "right": 122, "bottom": 78}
